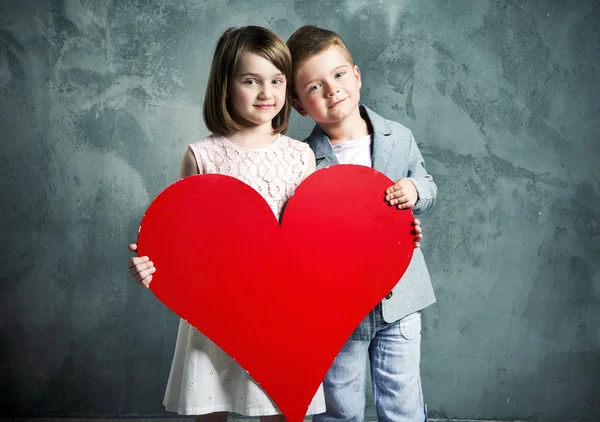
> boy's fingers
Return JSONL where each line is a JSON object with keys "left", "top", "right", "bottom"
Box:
{"left": 385, "top": 189, "right": 405, "bottom": 201}
{"left": 129, "top": 243, "right": 138, "bottom": 252}
{"left": 390, "top": 195, "right": 411, "bottom": 205}
{"left": 413, "top": 218, "right": 421, "bottom": 226}
{"left": 397, "top": 200, "right": 415, "bottom": 209}
{"left": 385, "top": 184, "right": 399, "bottom": 195}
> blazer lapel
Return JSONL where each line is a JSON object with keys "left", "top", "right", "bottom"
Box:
{"left": 306, "top": 124, "right": 339, "bottom": 170}
{"left": 306, "top": 105, "right": 394, "bottom": 172}
{"left": 361, "top": 106, "right": 394, "bottom": 174}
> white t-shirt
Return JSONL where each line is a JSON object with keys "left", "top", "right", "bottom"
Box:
{"left": 332, "top": 134, "right": 373, "bottom": 166}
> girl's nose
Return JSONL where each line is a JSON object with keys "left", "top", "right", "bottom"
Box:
{"left": 259, "top": 85, "right": 272, "bottom": 99}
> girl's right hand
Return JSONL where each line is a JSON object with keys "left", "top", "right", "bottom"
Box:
{"left": 128, "top": 243, "right": 155, "bottom": 288}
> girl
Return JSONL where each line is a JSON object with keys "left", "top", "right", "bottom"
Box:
{"left": 129, "top": 26, "right": 326, "bottom": 421}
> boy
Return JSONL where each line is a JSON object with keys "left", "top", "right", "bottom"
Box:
{"left": 287, "top": 26, "right": 437, "bottom": 422}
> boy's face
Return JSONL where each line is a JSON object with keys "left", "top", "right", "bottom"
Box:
{"left": 292, "top": 45, "right": 362, "bottom": 125}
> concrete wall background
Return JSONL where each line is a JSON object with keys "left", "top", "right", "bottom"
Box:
{"left": 1, "top": 1, "right": 599, "bottom": 421}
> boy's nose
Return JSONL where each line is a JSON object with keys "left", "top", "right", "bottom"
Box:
{"left": 326, "top": 85, "right": 340, "bottom": 97}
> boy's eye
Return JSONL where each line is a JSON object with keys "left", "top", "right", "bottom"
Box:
{"left": 335, "top": 71, "right": 345, "bottom": 78}
{"left": 308, "top": 83, "right": 321, "bottom": 92}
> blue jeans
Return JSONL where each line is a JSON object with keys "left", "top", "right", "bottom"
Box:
{"left": 314, "top": 306, "right": 428, "bottom": 422}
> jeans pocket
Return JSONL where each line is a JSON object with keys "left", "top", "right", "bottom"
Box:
{"left": 399, "top": 311, "right": 422, "bottom": 341}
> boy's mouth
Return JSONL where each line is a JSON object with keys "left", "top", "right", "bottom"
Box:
{"left": 329, "top": 97, "right": 348, "bottom": 108}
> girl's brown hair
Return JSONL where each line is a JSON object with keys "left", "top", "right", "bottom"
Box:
{"left": 203, "top": 26, "right": 293, "bottom": 135}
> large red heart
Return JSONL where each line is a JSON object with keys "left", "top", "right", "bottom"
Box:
{"left": 137, "top": 165, "right": 414, "bottom": 422}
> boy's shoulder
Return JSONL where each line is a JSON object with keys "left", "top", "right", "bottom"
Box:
{"left": 360, "top": 105, "right": 413, "bottom": 141}
{"left": 303, "top": 105, "right": 414, "bottom": 145}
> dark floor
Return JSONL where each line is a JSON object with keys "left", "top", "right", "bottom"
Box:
{"left": 5, "top": 418, "right": 526, "bottom": 422}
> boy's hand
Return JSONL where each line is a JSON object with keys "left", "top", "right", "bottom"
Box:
{"left": 129, "top": 243, "right": 154, "bottom": 288}
{"left": 386, "top": 178, "right": 418, "bottom": 209}
{"left": 412, "top": 219, "right": 423, "bottom": 249}
{"left": 385, "top": 181, "right": 423, "bottom": 248}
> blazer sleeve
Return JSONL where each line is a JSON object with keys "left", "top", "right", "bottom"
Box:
{"left": 406, "top": 130, "right": 437, "bottom": 214}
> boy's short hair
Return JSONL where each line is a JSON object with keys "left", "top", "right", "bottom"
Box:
{"left": 204, "top": 26, "right": 292, "bottom": 135}
{"left": 286, "top": 25, "right": 355, "bottom": 98}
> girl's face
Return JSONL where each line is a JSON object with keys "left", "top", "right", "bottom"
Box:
{"left": 229, "top": 51, "right": 287, "bottom": 131}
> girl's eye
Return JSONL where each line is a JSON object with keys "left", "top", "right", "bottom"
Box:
{"left": 244, "top": 79, "right": 258, "bottom": 85}
{"left": 308, "top": 83, "right": 321, "bottom": 92}
{"left": 273, "top": 78, "right": 285, "bottom": 85}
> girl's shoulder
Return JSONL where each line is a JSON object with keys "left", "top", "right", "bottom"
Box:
{"left": 277, "top": 134, "right": 310, "bottom": 151}
{"left": 190, "top": 133, "right": 219, "bottom": 147}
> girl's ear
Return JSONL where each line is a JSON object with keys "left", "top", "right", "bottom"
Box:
{"left": 291, "top": 98, "right": 308, "bottom": 117}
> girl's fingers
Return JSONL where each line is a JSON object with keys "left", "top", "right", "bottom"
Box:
{"left": 127, "top": 247, "right": 153, "bottom": 288}
{"left": 141, "top": 274, "right": 153, "bottom": 288}
{"left": 130, "top": 261, "right": 154, "bottom": 277}
{"left": 130, "top": 256, "right": 149, "bottom": 268}
{"left": 130, "top": 259, "right": 152, "bottom": 273}
{"left": 136, "top": 267, "right": 156, "bottom": 282}
{"left": 130, "top": 264, "right": 142, "bottom": 277}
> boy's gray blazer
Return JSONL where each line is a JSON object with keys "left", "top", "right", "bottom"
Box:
{"left": 303, "top": 105, "right": 437, "bottom": 323}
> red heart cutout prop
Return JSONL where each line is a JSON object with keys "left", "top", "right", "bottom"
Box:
{"left": 137, "top": 165, "right": 414, "bottom": 422}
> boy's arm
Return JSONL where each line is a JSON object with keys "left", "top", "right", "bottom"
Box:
{"left": 406, "top": 130, "right": 437, "bottom": 215}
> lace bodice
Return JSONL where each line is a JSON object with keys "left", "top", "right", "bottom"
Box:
{"left": 188, "top": 134, "right": 311, "bottom": 219}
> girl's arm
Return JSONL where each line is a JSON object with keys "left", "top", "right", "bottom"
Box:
{"left": 129, "top": 148, "right": 200, "bottom": 287}
{"left": 301, "top": 147, "right": 317, "bottom": 181}
{"left": 180, "top": 147, "right": 200, "bottom": 178}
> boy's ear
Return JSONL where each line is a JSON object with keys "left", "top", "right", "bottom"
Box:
{"left": 291, "top": 98, "right": 308, "bottom": 117}
{"left": 354, "top": 65, "right": 362, "bottom": 90}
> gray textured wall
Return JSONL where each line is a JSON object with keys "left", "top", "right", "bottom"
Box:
{"left": 1, "top": 1, "right": 599, "bottom": 421}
